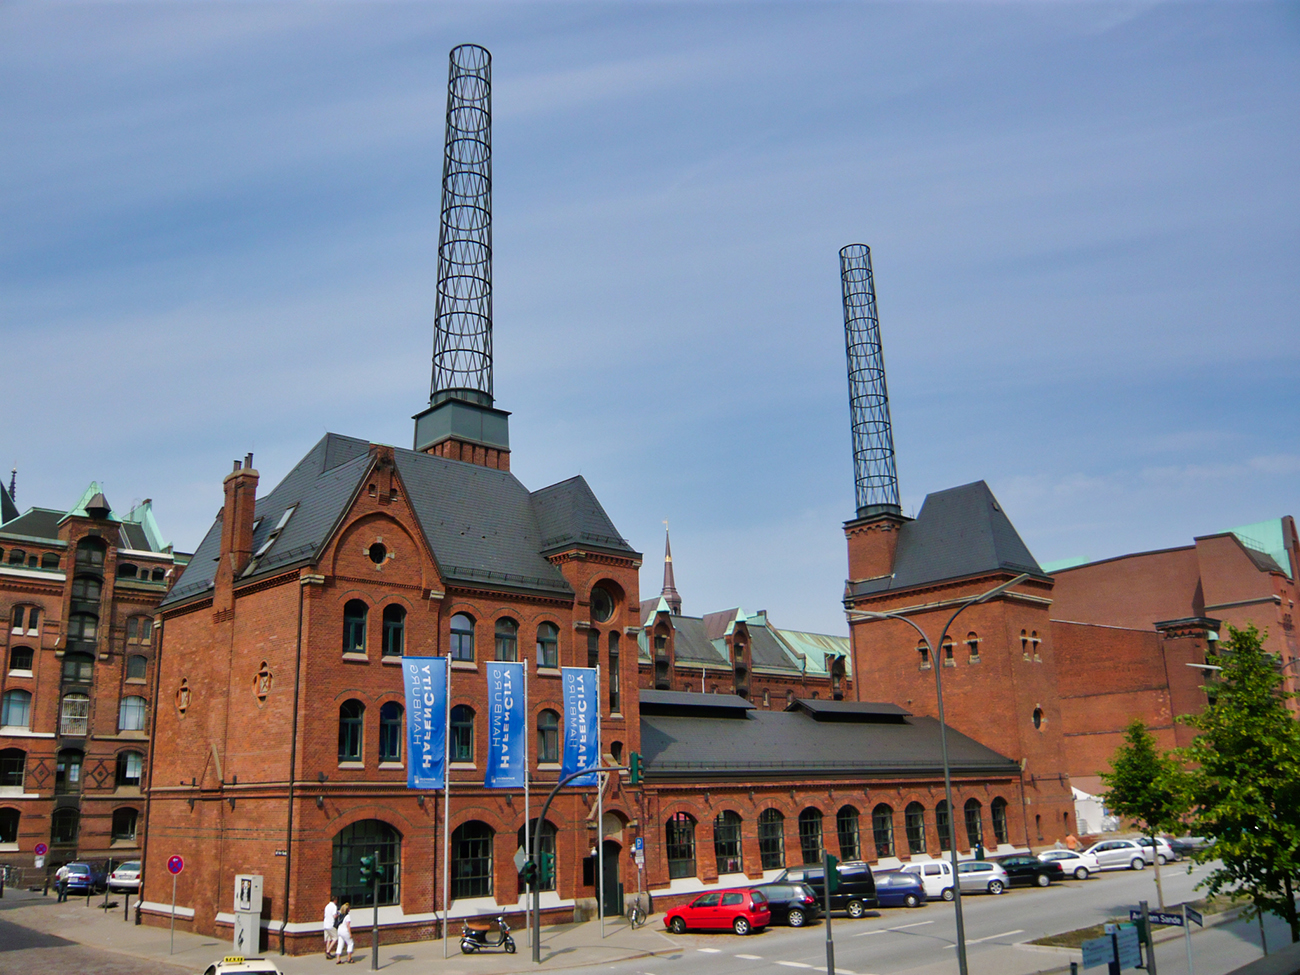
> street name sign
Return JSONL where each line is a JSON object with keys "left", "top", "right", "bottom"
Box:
{"left": 1131, "top": 909, "right": 1184, "bottom": 927}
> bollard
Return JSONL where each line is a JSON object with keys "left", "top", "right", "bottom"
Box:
{"left": 124, "top": 893, "right": 131, "bottom": 921}
{"left": 1072, "top": 962, "right": 1079, "bottom": 975}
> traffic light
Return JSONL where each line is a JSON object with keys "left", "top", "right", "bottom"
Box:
{"left": 519, "top": 859, "right": 538, "bottom": 889}
{"left": 825, "top": 853, "right": 840, "bottom": 893}
{"left": 359, "top": 854, "right": 376, "bottom": 886}
{"left": 629, "top": 752, "right": 642, "bottom": 786}
{"left": 539, "top": 851, "right": 556, "bottom": 888}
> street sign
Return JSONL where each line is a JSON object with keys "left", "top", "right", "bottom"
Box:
{"left": 513, "top": 847, "right": 528, "bottom": 872}
{"left": 167, "top": 855, "right": 185, "bottom": 875}
{"left": 634, "top": 837, "right": 644, "bottom": 853}
{"left": 1082, "top": 935, "right": 1115, "bottom": 969}
{"left": 34, "top": 843, "right": 48, "bottom": 856}
{"left": 1185, "top": 906, "right": 1203, "bottom": 927}
{"left": 1116, "top": 926, "right": 1142, "bottom": 969}
{"left": 1132, "top": 909, "right": 1184, "bottom": 927}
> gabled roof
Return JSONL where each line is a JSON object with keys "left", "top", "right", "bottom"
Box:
{"left": 784, "top": 699, "right": 911, "bottom": 722}
{"left": 639, "top": 689, "right": 755, "bottom": 716}
{"left": 530, "top": 476, "right": 636, "bottom": 558}
{"left": 669, "top": 615, "right": 730, "bottom": 666}
{"left": 850, "top": 481, "right": 1046, "bottom": 597}
{"left": 0, "top": 483, "right": 17, "bottom": 524}
{"left": 0, "top": 507, "right": 63, "bottom": 540}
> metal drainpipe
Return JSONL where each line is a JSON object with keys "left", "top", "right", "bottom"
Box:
{"left": 280, "top": 579, "right": 306, "bottom": 954}
{"left": 139, "top": 612, "right": 166, "bottom": 919}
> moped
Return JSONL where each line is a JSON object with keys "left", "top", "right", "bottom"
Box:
{"left": 460, "top": 915, "right": 516, "bottom": 954}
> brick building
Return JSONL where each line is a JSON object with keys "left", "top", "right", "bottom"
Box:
{"left": 0, "top": 479, "right": 185, "bottom": 879}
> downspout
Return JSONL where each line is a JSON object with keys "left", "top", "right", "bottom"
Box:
{"left": 280, "top": 579, "right": 306, "bottom": 953}
{"left": 140, "top": 613, "right": 166, "bottom": 916}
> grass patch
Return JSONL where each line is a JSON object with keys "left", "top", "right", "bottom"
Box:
{"left": 1029, "top": 896, "right": 1238, "bottom": 948}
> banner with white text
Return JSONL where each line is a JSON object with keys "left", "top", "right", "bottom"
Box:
{"left": 484, "top": 661, "right": 526, "bottom": 789}
{"left": 402, "top": 656, "right": 447, "bottom": 790}
{"left": 561, "top": 667, "right": 599, "bottom": 786}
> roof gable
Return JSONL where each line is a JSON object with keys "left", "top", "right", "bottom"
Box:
{"left": 530, "top": 476, "right": 636, "bottom": 558}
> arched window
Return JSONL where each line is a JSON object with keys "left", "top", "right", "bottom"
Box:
{"left": 666, "top": 812, "right": 696, "bottom": 879}
{"left": 450, "top": 613, "right": 475, "bottom": 661}
{"left": 451, "top": 705, "right": 475, "bottom": 763}
{"left": 60, "top": 693, "right": 90, "bottom": 736}
{"left": 451, "top": 820, "right": 494, "bottom": 899}
{"left": 126, "top": 655, "right": 148, "bottom": 680}
{"left": 118, "top": 696, "right": 147, "bottom": 732}
{"left": 51, "top": 807, "right": 79, "bottom": 844}
{"left": 936, "top": 800, "right": 952, "bottom": 852}
{"left": 991, "top": 797, "right": 1009, "bottom": 845}
{"left": 152, "top": 567, "right": 166, "bottom": 582}
{"left": 0, "top": 748, "right": 26, "bottom": 789}
{"left": 126, "top": 617, "right": 153, "bottom": 646}
{"left": 379, "top": 702, "right": 403, "bottom": 763}
{"left": 964, "top": 798, "right": 984, "bottom": 850}
{"left": 111, "top": 807, "right": 139, "bottom": 843}
{"left": 338, "top": 700, "right": 364, "bottom": 762}
{"left": 343, "top": 600, "right": 368, "bottom": 654}
{"left": 1, "top": 690, "right": 31, "bottom": 729}
{"left": 798, "top": 808, "right": 824, "bottom": 865}
{"left": 872, "top": 804, "right": 895, "bottom": 858}
{"left": 62, "top": 652, "right": 94, "bottom": 682}
{"left": 517, "top": 819, "right": 559, "bottom": 892}
{"left": 758, "top": 809, "right": 785, "bottom": 870}
{"left": 966, "top": 631, "right": 979, "bottom": 662}
{"left": 537, "top": 709, "right": 559, "bottom": 764}
{"left": 117, "top": 563, "right": 139, "bottom": 579}
{"left": 8, "top": 549, "right": 25, "bottom": 565}
{"left": 916, "top": 640, "right": 930, "bottom": 668}
{"left": 8, "top": 646, "right": 33, "bottom": 673}
{"left": 68, "top": 613, "right": 98, "bottom": 643}
{"left": 0, "top": 808, "right": 18, "bottom": 844}
{"left": 494, "top": 617, "right": 518, "bottom": 662}
{"left": 41, "top": 553, "right": 60, "bottom": 570}
{"left": 75, "top": 538, "right": 106, "bottom": 568}
{"left": 905, "top": 802, "right": 927, "bottom": 855}
{"left": 714, "top": 810, "right": 743, "bottom": 874}
{"left": 382, "top": 605, "right": 405, "bottom": 657}
{"left": 586, "top": 629, "right": 600, "bottom": 669}
{"left": 1033, "top": 707, "right": 1044, "bottom": 730}
{"left": 609, "top": 631, "right": 621, "bottom": 711}
{"left": 536, "top": 623, "right": 559, "bottom": 669}
{"left": 837, "top": 805, "right": 861, "bottom": 861}
{"left": 55, "top": 749, "right": 83, "bottom": 794}
{"left": 332, "top": 819, "right": 401, "bottom": 907}
{"left": 11, "top": 605, "right": 38, "bottom": 634}
{"left": 71, "top": 575, "right": 102, "bottom": 603}
{"left": 116, "top": 750, "right": 143, "bottom": 788}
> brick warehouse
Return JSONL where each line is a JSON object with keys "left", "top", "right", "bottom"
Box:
{"left": 0, "top": 478, "right": 187, "bottom": 879}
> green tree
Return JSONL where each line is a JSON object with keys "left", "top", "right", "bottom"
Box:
{"left": 1181, "top": 624, "right": 1300, "bottom": 943}
{"left": 1101, "top": 718, "right": 1188, "bottom": 908}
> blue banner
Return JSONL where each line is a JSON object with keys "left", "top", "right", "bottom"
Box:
{"left": 484, "top": 661, "right": 526, "bottom": 789}
{"left": 402, "top": 656, "right": 447, "bottom": 790}
{"left": 561, "top": 667, "right": 599, "bottom": 786}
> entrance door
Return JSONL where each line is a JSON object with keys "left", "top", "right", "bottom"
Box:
{"left": 601, "top": 840, "right": 621, "bottom": 917}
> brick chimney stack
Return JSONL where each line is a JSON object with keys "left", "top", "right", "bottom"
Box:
{"left": 214, "top": 453, "right": 259, "bottom": 612}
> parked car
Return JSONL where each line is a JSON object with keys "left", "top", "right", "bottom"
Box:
{"left": 201, "top": 957, "right": 283, "bottom": 975}
{"left": 956, "top": 860, "right": 1010, "bottom": 895}
{"left": 751, "top": 882, "right": 821, "bottom": 927}
{"left": 899, "top": 859, "right": 956, "bottom": 901}
{"left": 995, "top": 854, "right": 1064, "bottom": 887}
{"left": 1038, "top": 849, "right": 1100, "bottom": 880}
{"left": 1081, "top": 839, "right": 1149, "bottom": 871}
{"left": 874, "top": 871, "right": 927, "bottom": 908}
{"left": 62, "top": 861, "right": 106, "bottom": 894}
{"left": 108, "top": 860, "right": 142, "bottom": 893}
{"left": 775, "top": 861, "right": 879, "bottom": 917}
{"left": 1136, "top": 837, "right": 1180, "bottom": 864}
{"left": 664, "top": 888, "right": 771, "bottom": 935}
{"left": 1167, "top": 836, "right": 1210, "bottom": 858}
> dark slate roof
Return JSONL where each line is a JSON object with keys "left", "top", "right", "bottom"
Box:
{"left": 0, "top": 484, "right": 17, "bottom": 524}
{"left": 530, "top": 476, "right": 636, "bottom": 558}
{"left": 1238, "top": 543, "right": 1287, "bottom": 575}
{"left": 639, "top": 689, "right": 755, "bottom": 715}
{"left": 164, "top": 432, "right": 635, "bottom": 607}
{"left": 670, "top": 616, "right": 729, "bottom": 666}
{"left": 785, "top": 699, "right": 912, "bottom": 721}
{"left": 850, "top": 481, "right": 1046, "bottom": 597}
{"left": 640, "top": 709, "right": 1020, "bottom": 782}
{"left": 119, "top": 522, "right": 150, "bottom": 551}
{"left": 0, "top": 507, "right": 63, "bottom": 540}
{"left": 749, "top": 622, "right": 796, "bottom": 670}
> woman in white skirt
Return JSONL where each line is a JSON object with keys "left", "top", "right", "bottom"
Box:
{"left": 335, "top": 903, "right": 354, "bottom": 964}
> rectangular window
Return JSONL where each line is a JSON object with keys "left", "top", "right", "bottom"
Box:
{"left": 666, "top": 814, "right": 696, "bottom": 880}
{"left": 60, "top": 696, "right": 90, "bottom": 736}
{"left": 936, "top": 804, "right": 952, "bottom": 852}
{"left": 118, "top": 697, "right": 147, "bottom": 732}
{"left": 587, "top": 629, "right": 599, "bottom": 669}
{"left": 608, "top": 632, "right": 620, "bottom": 712}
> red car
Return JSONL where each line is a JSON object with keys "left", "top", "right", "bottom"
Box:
{"left": 665, "top": 888, "right": 771, "bottom": 935}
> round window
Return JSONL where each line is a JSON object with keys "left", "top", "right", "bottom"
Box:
{"left": 590, "top": 585, "right": 615, "bottom": 623}
{"left": 368, "top": 543, "right": 387, "bottom": 565}
{"left": 1032, "top": 707, "right": 1044, "bottom": 730}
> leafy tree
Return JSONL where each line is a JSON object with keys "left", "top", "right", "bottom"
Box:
{"left": 1181, "top": 624, "right": 1300, "bottom": 943}
{"left": 1101, "top": 718, "right": 1188, "bottom": 907}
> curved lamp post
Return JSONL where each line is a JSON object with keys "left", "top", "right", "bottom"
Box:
{"left": 848, "top": 572, "right": 1030, "bottom": 975}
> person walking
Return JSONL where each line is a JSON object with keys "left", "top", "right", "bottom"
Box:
{"left": 54, "top": 863, "right": 70, "bottom": 903}
{"left": 323, "top": 894, "right": 339, "bottom": 959}
{"left": 335, "top": 903, "right": 354, "bottom": 964}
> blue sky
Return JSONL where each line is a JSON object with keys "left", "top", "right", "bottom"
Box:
{"left": 3, "top": 2, "right": 1297, "bottom": 636}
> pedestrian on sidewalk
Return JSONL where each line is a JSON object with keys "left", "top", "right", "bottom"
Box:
{"left": 55, "top": 864, "right": 70, "bottom": 903}
{"left": 323, "top": 894, "right": 339, "bottom": 959}
{"left": 335, "top": 903, "right": 353, "bottom": 964}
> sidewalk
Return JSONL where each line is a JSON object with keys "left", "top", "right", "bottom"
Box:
{"left": 0, "top": 888, "right": 683, "bottom": 974}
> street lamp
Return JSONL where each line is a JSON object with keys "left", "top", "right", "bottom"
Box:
{"left": 848, "top": 572, "right": 1031, "bottom": 975}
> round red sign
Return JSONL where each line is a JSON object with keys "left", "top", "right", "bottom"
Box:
{"left": 34, "top": 842, "right": 47, "bottom": 856}
{"left": 167, "top": 855, "right": 185, "bottom": 875}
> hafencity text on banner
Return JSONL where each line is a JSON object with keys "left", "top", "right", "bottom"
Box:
{"left": 402, "top": 656, "right": 447, "bottom": 790}
{"left": 484, "top": 661, "right": 526, "bottom": 789}
{"left": 561, "top": 667, "right": 599, "bottom": 786}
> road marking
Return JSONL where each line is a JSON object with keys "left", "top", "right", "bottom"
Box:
{"left": 697, "top": 948, "right": 722, "bottom": 953}
{"left": 853, "top": 920, "right": 934, "bottom": 938}
{"left": 735, "top": 955, "right": 764, "bottom": 960}
{"left": 775, "top": 963, "right": 815, "bottom": 969}
{"left": 946, "top": 929, "right": 1025, "bottom": 947}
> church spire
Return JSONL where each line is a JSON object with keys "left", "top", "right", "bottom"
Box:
{"left": 661, "top": 521, "right": 682, "bottom": 614}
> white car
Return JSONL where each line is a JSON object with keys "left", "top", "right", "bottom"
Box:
{"left": 1038, "top": 849, "right": 1100, "bottom": 879}
{"left": 108, "top": 860, "right": 142, "bottom": 892}
{"left": 1136, "top": 837, "right": 1180, "bottom": 865}
{"left": 201, "top": 957, "right": 282, "bottom": 975}
{"left": 899, "top": 860, "right": 956, "bottom": 901}
{"left": 1081, "top": 839, "right": 1149, "bottom": 871}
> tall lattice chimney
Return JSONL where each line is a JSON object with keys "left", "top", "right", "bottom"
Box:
{"left": 414, "top": 44, "right": 511, "bottom": 470}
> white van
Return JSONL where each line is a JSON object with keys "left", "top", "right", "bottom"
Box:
{"left": 899, "top": 860, "right": 955, "bottom": 901}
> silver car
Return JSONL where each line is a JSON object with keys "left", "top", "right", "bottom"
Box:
{"left": 1081, "top": 839, "right": 1148, "bottom": 871}
{"left": 1038, "top": 849, "right": 1100, "bottom": 879}
{"left": 956, "top": 860, "right": 1010, "bottom": 895}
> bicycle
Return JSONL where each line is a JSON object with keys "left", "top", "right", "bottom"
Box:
{"left": 627, "top": 896, "right": 647, "bottom": 929}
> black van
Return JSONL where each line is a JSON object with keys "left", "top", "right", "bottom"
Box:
{"left": 774, "top": 861, "right": 879, "bottom": 917}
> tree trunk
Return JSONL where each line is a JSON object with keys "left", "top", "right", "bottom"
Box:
{"left": 1285, "top": 874, "right": 1298, "bottom": 944}
{"left": 1150, "top": 833, "right": 1165, "bottom": 909}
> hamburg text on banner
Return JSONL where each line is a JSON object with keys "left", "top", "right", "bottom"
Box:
{"left": 561, "top": 666, "right": 599, "bottom": 786}
{"left": 402, "top": 656, "right": 447, "bottom": 790}
{"left": 484, "top": 661, "right": 526, "bottom": 788}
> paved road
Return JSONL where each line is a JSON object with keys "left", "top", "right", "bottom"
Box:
{"left": 0, "top": 914, "right": 191, "bottom": 975}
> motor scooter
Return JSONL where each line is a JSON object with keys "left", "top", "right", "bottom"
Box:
{"left": 460, "top": 915, "right": 516, "bottom": 954}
